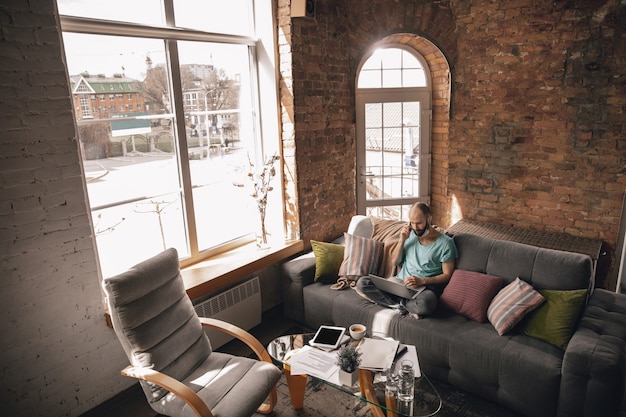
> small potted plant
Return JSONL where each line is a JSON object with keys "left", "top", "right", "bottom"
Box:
{"left": 336, "top": 345, "right": 362, "bottom": 386}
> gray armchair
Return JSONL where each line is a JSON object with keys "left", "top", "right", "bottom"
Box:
{"left": 103, "top": 248, "right": 281, "bottom": 417}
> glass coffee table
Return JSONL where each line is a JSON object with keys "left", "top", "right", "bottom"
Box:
{"left": 268, "top": 333, "right": 442, "bottom": 417}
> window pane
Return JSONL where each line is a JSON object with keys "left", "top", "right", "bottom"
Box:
{"left": 403, "top": 102, "right": 420, "bottom": 157}
{"left": 365, "top": 103, "right": 382, "bottom": 127}
{"left": 382, "top": 69, "right": 402, "bottom": 88}
{"left": 365, "top": 101, "right": 422, "bottom": 201}
{"left": 358, "top": 70, "right": 381, "bottom": 88}
{"left": 177, "top": 41, "right": 257, "bottom": 252}
{"left": 380, "top": 49, "right": 402, "bottom": 70}
{"left": 63, "top": 33, "right": 164, "bottom": 85}
{"left": 358, "top": 47, "right": 428, "bottom": 89}
{"left": 174, "top": 0, "right": 253, "bottom": 36}
{"left": 94, "top": 194, "right": 188, "bottom": 277}
{"left": 402, "top": 69, "right": 426, "bottom": 87}
{"left": 63, "top": 33, "right": 191, "bottom": 274}
{"left": 366, "top": 205, "right": 414, "bottom": 221}
{"left": 402, "top": 51, "right": 422, "bottom": 69}
{"left": 57, "top": 0, "right": 164, "bottom": 25}
{"left": 383, "top": 102, "right": 402, "bottom": 127}
{"left": 361, "top": 51, "right": 383, "bottom": 70}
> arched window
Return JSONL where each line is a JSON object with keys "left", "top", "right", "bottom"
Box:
{"left": 356, "top": 45, "right": 431, "bottom": 220}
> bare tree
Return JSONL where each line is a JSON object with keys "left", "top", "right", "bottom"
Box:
{"left": 134, "top": 199, "right": 176, "bottom": 250}
{"left": 203, "top": 68, "right": 240, "bottom": 126}
{"left": 142, "top": 64, "right": 196, "bottom": 114}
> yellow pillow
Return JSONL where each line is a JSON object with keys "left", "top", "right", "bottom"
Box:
{"left": 521, "top": 289, "right": 587, "bottom": 350}
{"left": 311, "top": 240, "right": 345, "bottom": 283}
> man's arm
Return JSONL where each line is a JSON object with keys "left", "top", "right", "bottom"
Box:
{"left": 404, "top": 259, "right": 456, "bottom": 288}
{"left": 395, "top": 224, "right": 411, "bottom": 265}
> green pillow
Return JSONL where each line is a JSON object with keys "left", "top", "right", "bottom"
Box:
{"left": 521, "top": 288, "right": 587, "bottom": 350}
{"left": 311, "top": 240, "right": 345, "bottom": 282}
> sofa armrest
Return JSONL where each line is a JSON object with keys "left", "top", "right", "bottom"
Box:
{"left": 281, "top": 251, "right": 317, "bottom": 323}
{"left": 558, "top": 289, "right": 626, "bottom": 417}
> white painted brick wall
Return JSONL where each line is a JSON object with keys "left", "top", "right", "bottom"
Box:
{"left": 0, "top": 1, "right": 133, "bottom": 416}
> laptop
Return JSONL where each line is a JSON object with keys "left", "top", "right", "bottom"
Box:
{"left": 368, "top": 274, "right": 426, "bottom": 299}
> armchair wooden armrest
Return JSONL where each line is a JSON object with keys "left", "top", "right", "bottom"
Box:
{"left": 121, "top": 365, "right": 213, "bottom": 417}
{"left": 198, "top": 317, "right": 278, "bottom": 414}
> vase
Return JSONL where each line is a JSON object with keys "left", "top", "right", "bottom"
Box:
{"left": 337, "top": 369, "right": 359, "bottom": 387}
{"left": 256, "top": 216, "right": 270, "bottom": 250}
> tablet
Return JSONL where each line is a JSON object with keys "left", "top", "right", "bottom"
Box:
{"left": 309, "top": 325, "right": 346, "bottom": 350}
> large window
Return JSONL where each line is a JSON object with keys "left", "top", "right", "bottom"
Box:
{"left": 57, "top": 0, "right": 281, "bottom": 277}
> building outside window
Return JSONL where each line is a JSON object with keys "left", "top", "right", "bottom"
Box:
{"left": 57, "top": 0, "right": 281, "bottom": 278}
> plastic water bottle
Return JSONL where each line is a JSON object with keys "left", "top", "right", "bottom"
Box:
{"left": 398, "top": 360, "right": 415, "bottom": 402}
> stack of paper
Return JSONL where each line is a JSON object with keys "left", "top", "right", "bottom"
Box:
{"left": 356, "top": 337, "right": 399, "bottom": 371}
{"left": 285, "top": 346, "right": 339, "bottom": 380}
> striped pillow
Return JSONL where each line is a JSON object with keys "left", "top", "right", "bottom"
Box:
{"left": 338, "top": 233, "right": 383, "bottom": 280}
{"left": 488, "top": 277, "right": 545, "bottom": 335}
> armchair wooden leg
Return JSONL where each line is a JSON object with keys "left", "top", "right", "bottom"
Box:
{"left": 255, "top": 387, "right": 278, "bottom": 414}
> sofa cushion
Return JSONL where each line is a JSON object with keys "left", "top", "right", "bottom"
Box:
{"left": 487, "top": 277, "right": 545, "bottom": 335}
{"left": 453, "top": 233, "right": 593, "bottom": 291}
{"left": 440, "top": 269, "right": 504, "bottom": 322}
{"left": 310, "top": 240, "right": 345, "bottom": 283}
{"left": 303, "top": 282, "right": 344, "bottom": 329}
{"left": 521, "top": 288, "right": 587, "bottom": 350}
{"left": 347, "top": 215, "right": 374, "bottom": 238}
{"left": 338, "top": 233, "right": 383, "bottom": 280}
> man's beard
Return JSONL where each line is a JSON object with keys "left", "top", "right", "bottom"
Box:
{"left": 414, "top": 222, "right": 430, "bottom": 237}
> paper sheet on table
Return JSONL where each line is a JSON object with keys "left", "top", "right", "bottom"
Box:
{"left": 285, "top": 345, "right": 339, "bottom": 380}
{"left": 392, "top": 344, "right": 421, "bottom": 378}
{"left": 357, "top": 337, "right": 399, "bottom": 371}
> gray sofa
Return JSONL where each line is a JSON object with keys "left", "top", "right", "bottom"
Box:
{"left": 281, "top": 217, "right": 626, "bottom": 417}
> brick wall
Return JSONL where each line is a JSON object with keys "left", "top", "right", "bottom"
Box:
{"left": 280, "top": 0, "right": 625, "bottom": 255}
{"left": 280, "top": 0, "right": 356, "bottom": 243}
{"left": 449, "top": 1, "right": 625, "bottom": 245}
{"left": 0, "top": 1, "right": 131, "bottom": 415}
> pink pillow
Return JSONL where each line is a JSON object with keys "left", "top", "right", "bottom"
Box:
{"left": 440, "top": 270, "right": 503, "bottom": 322}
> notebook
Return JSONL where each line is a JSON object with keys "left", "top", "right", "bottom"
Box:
{"left": 368, "top": 274, "right": 426, "bottom": 299}
{"left": 356, "top": 337, "right": 399, "bottom": 371}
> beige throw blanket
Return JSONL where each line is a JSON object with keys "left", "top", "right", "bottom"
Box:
{"left": 330, "top": 217, "right": 405, "bottom": 290}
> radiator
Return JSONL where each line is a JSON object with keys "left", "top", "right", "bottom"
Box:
{"left": 194, "top": 276, "right": 262, "bottom": 349}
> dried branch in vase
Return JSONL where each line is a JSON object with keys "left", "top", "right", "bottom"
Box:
{"left": 246, "top": 153, "right": 280, "bottom": 247}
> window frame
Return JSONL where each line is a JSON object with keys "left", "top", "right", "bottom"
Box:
{"left": 355, "top": 44, "right": 433, "bottom": 219}
{"left": 58, "top": 1, "right": 283, "bottom": 273}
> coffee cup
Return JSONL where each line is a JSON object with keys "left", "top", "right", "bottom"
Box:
{"left": 349, "top": 324, "right": 366, "bottom": 340}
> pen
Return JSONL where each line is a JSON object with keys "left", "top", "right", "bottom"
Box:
{"left": 393, "top": 345, "right": 408, "bottom": 361}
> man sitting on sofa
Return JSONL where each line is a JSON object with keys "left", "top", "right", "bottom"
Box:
{"left": 356, "top": 202, "right": 458, "bottom": 318}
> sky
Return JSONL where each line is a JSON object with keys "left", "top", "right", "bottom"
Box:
{"left": 58, "top": 0, "right": 252, "bottom": 80}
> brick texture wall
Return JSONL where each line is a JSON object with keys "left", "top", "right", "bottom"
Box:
{"left": 0, "top": 1, "right": 132, "bottom": 416}
{"left": 280, "top": 0, "right": 625, "bottom": 255}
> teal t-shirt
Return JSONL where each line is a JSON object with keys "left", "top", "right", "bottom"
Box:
{"left": 396, "top": 233, "right": 458, "bottom": 281}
